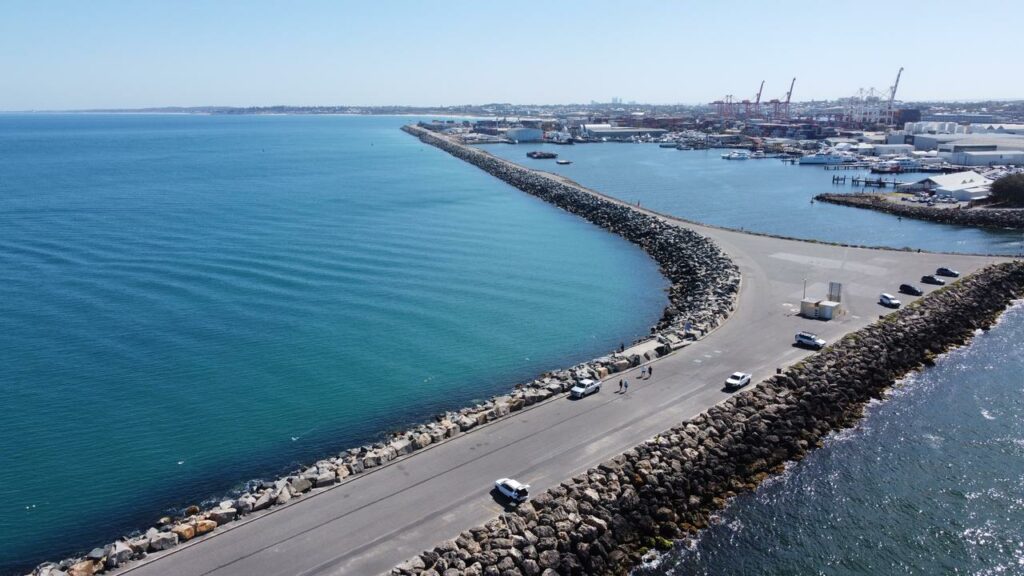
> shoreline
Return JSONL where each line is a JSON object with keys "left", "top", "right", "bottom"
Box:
{"left": 815, "top": 191, "right": 1024, "bottom": 231}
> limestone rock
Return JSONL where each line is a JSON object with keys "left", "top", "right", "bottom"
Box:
{"left": 148, "top": 531, "right": 178, "bottom": 552}
{"left": 171, "top": 523, "right": 195, "bottom": 541}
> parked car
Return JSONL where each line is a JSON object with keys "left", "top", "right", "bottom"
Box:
{"left": 899, "top": 284, "right": 924, "bottom": 296}
{"left": 494, "top": 478, "right": 530, "bottom": 503}
{"left": 794, "top": 331, "right": 826, "bottom": 350}
{"left": 570, "top": 378, "right": 600, "bottom": 399}
{"left": 724, "top": 372, "right": 752, "bottom": 391}
{"left": 879, "top": 293, "right": 901, "bottom": 308}
{"left": 921, "top": 275, "right": 946, "bottom": 285}
{"left": 936, "top": 267, "right": 960, "bottom": 278}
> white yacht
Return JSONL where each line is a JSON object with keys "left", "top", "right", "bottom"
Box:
{"left": 798, "top": 152, "right": 847, "bottom": 165}
{"left": 721, "top": 151, "right": 749, "bottom": 160}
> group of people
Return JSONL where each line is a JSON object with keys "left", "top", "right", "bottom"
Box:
{"left": 615, "top": 365, "right": 654, "bottom": 393}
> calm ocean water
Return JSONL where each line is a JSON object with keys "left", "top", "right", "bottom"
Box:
{"left": 482, "top": 143, "right": 1024, "bottom": 255}
{"left": 636, "top": 302, "right": 1024, "bottom": 576}
{"left": 0, "top": 114, "right": 668, "bottom": 573}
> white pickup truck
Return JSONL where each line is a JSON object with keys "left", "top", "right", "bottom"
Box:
{"left": 570, "top": 378, "right": 601, "bottom": 399}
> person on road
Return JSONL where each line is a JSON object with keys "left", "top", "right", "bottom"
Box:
{"left": 618, "top": 379, "right": 623, "bottom": 393}
{"left": 624, "top": 381, "right": 629, "bottom": 393}
{"left": 648, "top": 366, "right": 653, "bottom": 379}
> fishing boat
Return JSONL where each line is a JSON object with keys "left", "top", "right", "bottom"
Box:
{"left": 526, "top": 151, "right": 557, "bottom": 159}
{"left": 555, "top": 159, "right": 572, "bottom": 165}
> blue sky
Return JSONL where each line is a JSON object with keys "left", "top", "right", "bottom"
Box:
{"left": 1, "top": 0, "right": 1021, "bottom": 110}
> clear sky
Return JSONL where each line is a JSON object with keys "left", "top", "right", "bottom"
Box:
{"left": 1, "top": 0, "right": 1021, "bottom": 110}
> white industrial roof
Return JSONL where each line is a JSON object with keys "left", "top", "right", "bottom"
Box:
{"left": 925, "top": 171, "right": 993, "bottom": 192}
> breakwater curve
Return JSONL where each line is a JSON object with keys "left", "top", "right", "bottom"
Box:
{"left": 402, "top": 124, "right": 740, "bottom": 340}
{"left": 815, "top": 192, "right": 1024, "bottom": 230}
{"left": 391, "top": 261, "right": 1024, "bottom": 576}
{"left": 21, "top": 127, "right": 740, "bottom": 576}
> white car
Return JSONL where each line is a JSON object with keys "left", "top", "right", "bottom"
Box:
{"left": 794, "top": 331, "right": 826, "bottom": 350}
{"left": 879, "top": 293, "right": 901, "bottom": 308}
{"left": 494, "top": 478, "right": 530, "bottom": 503}
{"left": 570, "top": 378, "right": 600, "bottom": 399}
{"left": 725, "top": 372, "right": 752, "bottom": 391}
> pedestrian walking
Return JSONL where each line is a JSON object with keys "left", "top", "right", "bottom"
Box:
{"left": 618, "top": 379, "right": 623, "bottom": 393}
{"left": 648, "top": 366, "right": 653, "bottom": 379}
{"left": 624, "top": 381, "right": 629, "bottom": 393}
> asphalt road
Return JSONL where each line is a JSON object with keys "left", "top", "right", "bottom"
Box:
{"left": 120, "top": 173, "right": 1011, "bottom": 576}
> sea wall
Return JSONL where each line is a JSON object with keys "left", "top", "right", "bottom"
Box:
{"left": 815, "top": 192, "right": 1024, "bottom": 230}
{"left": 390, "top": 261, "right": 1024, "bottom": 576}
{"left": 26, "top": 130, "right": 740, "bottom": 576}
{"left": 403, "top": 125, "right": 740, "bottom": 339}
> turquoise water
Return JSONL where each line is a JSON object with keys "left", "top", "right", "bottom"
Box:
{"left": 0, "top": 114, "right": 668, "bottom": 573}
{"left": 481, "top": 143, "right": 1024, "bottom": 255}
{"left": 637, "top": 303, "right": 1024, "bottom": 576}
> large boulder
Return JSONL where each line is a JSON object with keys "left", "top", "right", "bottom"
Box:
{"left": 389, "top": 438, "right": 413, "bottom": 456}
{"left": 289, "top": 477, "right": 313, "bottom": 494}
{"left": 104, "top": 540, "right": 133, "bottom": 568}
{"left": 66, "top": 560, "right": 97, "bottom": 576}
{"left": 314, "top": 471, "right": 337, "bottom": 488}
{"left": 235, "top": 494, "right": 256, "bottom": 515}
{"left": 209, "top": 507, "right": 237, "bottom": 525}
{"left": 195, "top": 519, "right": 217, "bottom": 536}
{"left": 148, "top": 531, "right": 179, "bottom": 552}
{"left": 171, "top": 523, "right": 196, "bottom": 541}
{"left": 252, "top": 491, "right": 273, "bottom": 511}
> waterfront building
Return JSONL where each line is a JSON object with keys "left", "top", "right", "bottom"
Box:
{"left": 505, "top": 127, "right": 544, "bottom": 142}
{"left": 579, "top": 123, "right": 667, "bottom": 139}
{"left": 899, "top": 171, "right": 993, "bottom": 201}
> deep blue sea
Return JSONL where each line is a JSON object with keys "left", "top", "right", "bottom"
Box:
{"left": 482, "top": 143, "right": 1024, "bottom": 255}
{"left": 0, "top": 114, "right": 669, "bottom": 573}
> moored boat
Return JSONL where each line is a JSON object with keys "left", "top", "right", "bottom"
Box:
{"left": 526, "top": 151, "right": 557, "bottom": 159}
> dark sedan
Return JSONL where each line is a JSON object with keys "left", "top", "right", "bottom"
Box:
{"left": 921, "top": 275, "right": 946, "bottom": 286}
{"left": 936, "top": 267, "right": 960, "bottom": 278}
{"left": 899, "top": 284, "right": 924, "bottom": 296}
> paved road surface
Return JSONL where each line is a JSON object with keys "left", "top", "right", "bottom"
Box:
{"left": 121, "top": 168, "right": 1010, "bottom": 576}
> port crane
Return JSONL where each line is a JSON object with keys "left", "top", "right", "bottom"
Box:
{"left": 887, "top": 67, "right": 904, "bottom": 126}
{"left": 767, "top": 77, "right": 795, "bottom": 120}
{"left": 742, "top": 80, "right": 765, "bottom": 118}
{"left": 783, "top": 77, "right": 795, "bottom": 119}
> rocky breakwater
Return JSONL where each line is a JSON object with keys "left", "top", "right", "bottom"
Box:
{"left": 391, "top": 261, "right": 1024, "bottom": 576}
{"left": 403, "top": 124, "right": 740, "bottom": 342}
{"left": 815, "top": 192, "right": 1024, "bottom": 230}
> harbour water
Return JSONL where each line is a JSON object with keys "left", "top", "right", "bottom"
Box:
{"left": 481, "top": 143, "right": 1024, "bottom": 255}
{"left": 636, "top": 302, "right": 1024, "bottom": 576}
{"left": 0, "top": 114, "right": 668, "bottom": 573}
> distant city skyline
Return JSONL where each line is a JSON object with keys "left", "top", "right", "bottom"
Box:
{"left": 2, "top": 0, "right": 1022, "bottom": 111}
